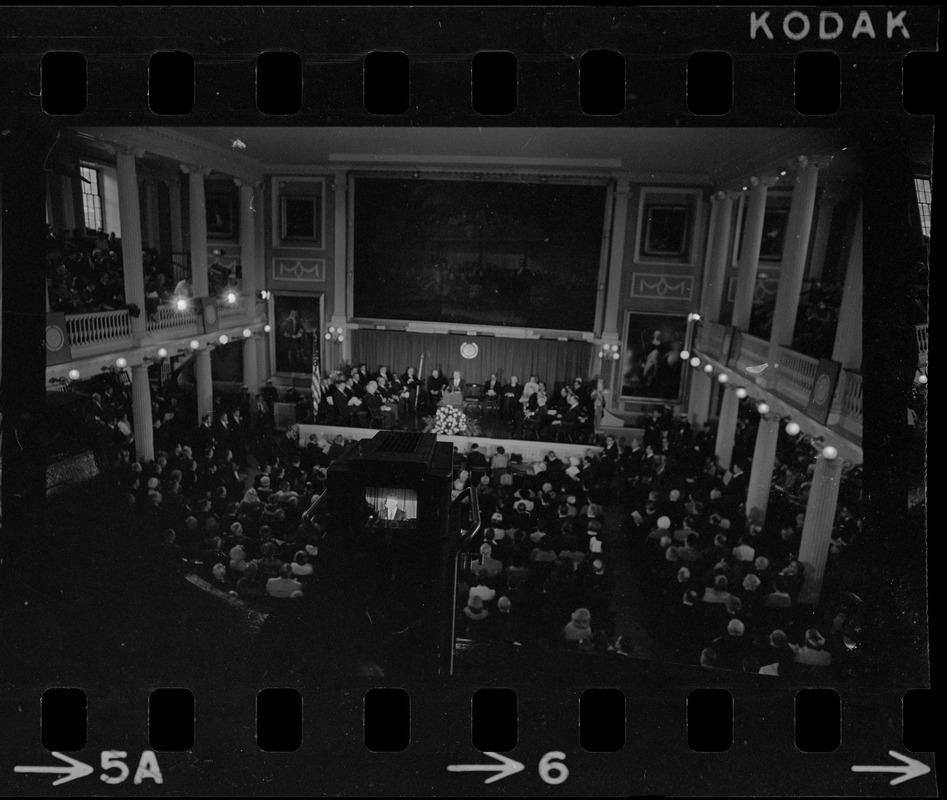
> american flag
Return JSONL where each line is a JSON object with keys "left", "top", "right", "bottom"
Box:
{"left": 311, "top": 333, "right": 322, "bottom": 418}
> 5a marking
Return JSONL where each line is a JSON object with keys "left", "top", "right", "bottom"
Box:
{"left": 15, "top": 750, "right": 163, "bottom": 787}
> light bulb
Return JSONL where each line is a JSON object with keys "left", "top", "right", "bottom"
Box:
{"left": 822, "top": 445, "right": 838, "bottom": 460}
{"left": 612, "top": 352, "right": 620, "bottom": 360}
{"left": 758, "top": 402, "right": 770, "bottom": 415}
{"left": 190, "top": 340, "right": 200, "bottom": 350}
{"left": 115, "top": 357, "right": 127, "bottom": 368}
{"left": 243, "top": 329, "right": 252, "bottom": 338}
{"left": 692, "top": 313, "right": 701, "bottom": 321}
{"left": 263, "top": 324, "right": 271, "bottom": 333}
{"left": 68, "top": 369, "right": 80, "bottom": 381}
{"left": 219, "top": 334, "right": 229, "bottom": 345}
{"left": 786, "top": 421, "right": 801, "bottom": 436}
{"left": 704, "top": 364, "right": 713, "bottom": 374}
{"left": 717, "top": 373, "right": 728, "bottom": 383}
{"left": 226, "top": 292, "right": 237, "bottom": 304}
{"left": 325, "top": 333, "right": 332, "bottom": 340}
{"left": 680, "top": 350, "right": 690, "bottom": 360}
{"left": 611, "top": 344, "right": 619, "bottom": 352}
{"left": 337, "top": 335, "right": 344, "bottom": 342}
{"left": 157, "top": 348, "right": 168, "bottom": 358}
{"left": 918, "top": 374, "right": 928, "bottom": 385}
{"left": 689, "top": 357, "right": 701, "bottom": 367}
{"left": 736, "top": 387, "right": 748, "bottom": 399}
{"left": 176, "top": 298, "right": 188, "bottom": 311}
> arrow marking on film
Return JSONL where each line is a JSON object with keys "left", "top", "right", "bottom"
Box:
{"left": 851, "top": 751, "right": 931, "bottom": 786}
{"left": 14, "top": 752, "right": 95, "bottom": 786}
{"left": 447, "top": 751, "right": 525, "bottom": 784}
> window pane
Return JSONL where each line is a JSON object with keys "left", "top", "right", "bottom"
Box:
{"left": 915, "top": 177, "right": 931, "bottom": 238}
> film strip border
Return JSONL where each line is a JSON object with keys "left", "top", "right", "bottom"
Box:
{"left": 1, "top": 7, "right": 939, "bottom": 124}
{"left": 3, "top": 685, "right": 935, "bottom": 793}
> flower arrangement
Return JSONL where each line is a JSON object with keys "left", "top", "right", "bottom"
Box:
{"left": 430, "top": 405, "right": 470, "bottom": 436}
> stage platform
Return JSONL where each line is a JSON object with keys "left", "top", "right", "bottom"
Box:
{"left": 296, "top": 423, "right": 644, "bottom": 464}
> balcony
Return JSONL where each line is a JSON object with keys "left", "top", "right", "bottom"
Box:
{"left": 695, "top": 321, "right": 861, "bottom": 448}
{"left": 61, "top": 296, "right": 257, "bottom": 360}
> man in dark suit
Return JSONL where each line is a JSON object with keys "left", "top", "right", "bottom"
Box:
{"left": 375, "top": 494, "right": 408, "bottom": 527}
{"left": 426, "top": 368, "right": 448, "bottom": 410}
{"left": 400, "top": 367, "right": 420, "bottom": 416}
{"left": 501, "top": 375, "right": 523, "bottom": 420}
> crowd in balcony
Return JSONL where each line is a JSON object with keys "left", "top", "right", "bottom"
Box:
{"left": 748, "top": 279, "right": 844, "bottom": 360}
{"left": 45, "top": 226, "right": 242, "bottom": 317}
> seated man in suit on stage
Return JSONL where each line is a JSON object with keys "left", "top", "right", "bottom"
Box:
{"left": 362, "top": 380, "right": 396, "bottom": 428}
{"left": 426, "top": 368, "right": 448, "bottom": 411}
{"left": 501, "top": 375, "right": 523, "bottom": 420}
{"left": 482, "top": 373, "right": 502, "bottom": 411}
{"left": 400, "top": 366, "right": 420, "bottom": 417}
{"left": 374, "top": 494, "right": 408, "bottom": 528}
{"left": 376, "top": 375, "right": 401, "bottom": 424}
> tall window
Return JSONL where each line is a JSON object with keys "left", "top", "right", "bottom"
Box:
{"left": 79, "top": 165, "right": 103, "bottom": 232}
{"left": 914, "top": 176, "right": 931, "bottom": 239}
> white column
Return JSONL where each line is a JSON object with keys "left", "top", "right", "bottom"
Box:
{"left": 602, "top": 179, "right": 630, "bottom": 340}
{"left": 714, "top": 389, "right": 740, "bottom": 470}
{"left": 831, "top": 202, "right": 862, "bottom": 369}
{"left": 195, "top": 348, "right": 214, "bottom": 423}
{"left": 687, "top": 371, "right": 712, "bottom": 427}
{"left": 797, "top": 452, "right": 844, "bottom": 605}
{"left": 700, "top": 193, "right": 735, "bottom": 323}
{"left": 168, "top": 176, "right": 184, "bottom": 255}
{"left": 237, "top": 180, "right": 256, "bottom": 301}
{"left": 116, "top": 147, "right": 147, "bottom": 338}
{"left": 254, "top": 182, "right": 266, "bottom": 325}
{"left": 184, "top": 165, "right": 209, "bottom": 297}
{"left": 732, "top": 179, "right": 773, "bottom": 330}
{"left": 243, "top": 335, "right": 258, "bottom": 394}
{"left": 131, "top": 364, "right": 154, "bottom": 462}
{"left": 768, "top": 161, "right": 821, "bottom": 351}
{"left": 807, "top": 190, "right": 838, "bottom": 283}
{"left": 256, "top": 334, "right": 269, "bottom": 383}
{"left": 332, "top": 172, "right": 347, "bottom": 320}
{"left": 141, "top": 176, "right": 159, "bottom": 250}
{"left": 745, "top": 415, "right": 780, "bottom": 522}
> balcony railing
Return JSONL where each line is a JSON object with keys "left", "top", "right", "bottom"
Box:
{"left": 732, "top": 333, "right": 769, "bottom": 373}
{"left": 63, "top": 295, "right": 256, "bottom": 357}
{"left": 773, "top": 345, "right": 819, "bottom": 406}
{"left": 917, "top": 323, "right": 928, "bottom": 367}
{"left": 65, "top": 309, "right": 132, "bottom": 350}
{"left": 831, "top": 369, "right": 862, "bottom": 438}
{"left": 147, "top": 304, "right": 201, "bottom": 334}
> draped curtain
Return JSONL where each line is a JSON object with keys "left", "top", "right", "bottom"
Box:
{"left": 352, "top": 330, "right": 599, "bottom": 387}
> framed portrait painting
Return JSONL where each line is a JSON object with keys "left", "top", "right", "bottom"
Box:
{"left": 280, "top": 191, "right": 324, "bottom": 247}
{"left": 620, "top": 312, "right": 687, "bottom": 401}
{"left": 205, "top": 192, "right": 237, "bottom": 239}
{"left": 269, "top": 292, "right": 324, "bottom": 378}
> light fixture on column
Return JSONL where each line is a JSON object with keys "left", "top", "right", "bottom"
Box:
{"left": 918, "top": 374, "right": 928, "bottom": 385}
{"left": 243, "top": 328, "right": 253, "bottom": 338}
{"left": 326, "top": 325, "right": 345, "bottom": 343}
{"left": 226, "top": 291, "right": 237, "bottom": 305}
{"left": 263, "top": 324, "right": 271, "bottom": 333}
{"left": 189, "top": 339, "right": 201, "bottom": 350}
{"left": 175, "top": 297, "right": 189, "bottom": 312}
{"left": 258, "top": 290, "right": 270, "bottom": 301}
{"left": 218, "top": 334, "right": 229, "bottom": 345}
{"left": 822, "top": 445, "right": 838, "bottom": 460}
{"left": 786, "top": 421, "right": 801, "bottom": 436}
{"left": 757, "top": 402, "right": 770, "bottom": 415}
{"left": 68, "top": 368, "right": 81, "bottom": 381}
{"left": 717, "top": 373, "right": 728, "bottom": 384}
{"left": 735, "top": 387, "right": 747, "bottom": 399}
{"left": 115, "top": 357, "right": 128, "bottom": 369}
{"left": 689, "top": 356, "right": 701, "bottom": 368}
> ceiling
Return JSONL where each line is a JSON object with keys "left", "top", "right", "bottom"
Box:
{"left": 178, "top": 126, "right": 850, "bottom": 185}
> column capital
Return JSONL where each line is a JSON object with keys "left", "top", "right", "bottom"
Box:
{"left": 180, "top": 164, "right": 212, "bottom": 177}
{"left": 750, "top": 174, "right": 780, "bottom": 189}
